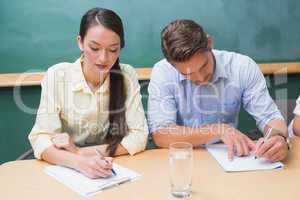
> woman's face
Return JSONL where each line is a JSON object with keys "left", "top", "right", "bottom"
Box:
{"left": 77, "top": 23, "right": 121, "bottom": 74}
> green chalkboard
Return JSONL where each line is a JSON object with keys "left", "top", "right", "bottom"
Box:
{"left": 0, "top": 0, "right": 299, "bottom": 73}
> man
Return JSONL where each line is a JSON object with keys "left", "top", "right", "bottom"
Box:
{"left": 148, "top": 19, "right": 289, "bottom": 162}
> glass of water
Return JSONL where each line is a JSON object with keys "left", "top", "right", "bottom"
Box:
{"left": 169, "top": 142, "right": 193, "bottom": 198}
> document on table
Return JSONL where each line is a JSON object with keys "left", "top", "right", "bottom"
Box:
{"left": 44, "top": 163, "right": 141, "bottom": 197}
{"left": 206, "top": 144, "right": 284, "bottom": 172}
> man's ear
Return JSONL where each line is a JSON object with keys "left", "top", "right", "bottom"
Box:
{"left": 77, "top": 36, "right": 84, "bottom": 52}
{"left": 207, "top": 34, "right": 214, "bottom": 50}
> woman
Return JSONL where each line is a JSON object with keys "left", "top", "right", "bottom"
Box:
{"left": 28, "top": 7, "right": 148, "bottom": 179}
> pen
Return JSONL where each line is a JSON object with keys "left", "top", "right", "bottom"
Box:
{"left": 95, "top": 149, "right": 117, "bottom": 176}
{"left": 254, "top": 128, "right": 273, "bottom": 159}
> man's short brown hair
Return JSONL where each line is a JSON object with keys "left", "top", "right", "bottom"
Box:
{"left": 161, "top": 19, "right": 208, "bottom": 62}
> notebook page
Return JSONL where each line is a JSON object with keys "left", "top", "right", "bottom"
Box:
{"left": 206, "top": 145, "right": 284, "bottom": 172}
{"left": 44, "top": 163, "right": 141, "bottom": 197}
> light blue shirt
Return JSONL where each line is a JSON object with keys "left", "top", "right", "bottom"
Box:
{"left": 147, "top": 49, "right": 283, "bottom": 134}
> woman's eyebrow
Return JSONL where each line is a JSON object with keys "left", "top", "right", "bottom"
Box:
{"left": 109, "top": 43, "right": 120, "bottom": 47}
{"left": 90, "top": 40, "right": 120, "bottom": 47}
{"left": 90, "top": 40, "right": 101, "bottom": 46}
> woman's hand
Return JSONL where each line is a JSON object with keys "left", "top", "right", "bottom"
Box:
{"left": 51, "top": 133, "right": 78, "bottom": 154}
{"left": 76, "top": 156, "right": 113, "bottom": 179}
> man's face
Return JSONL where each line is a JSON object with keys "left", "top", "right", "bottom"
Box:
{"left": 173, "top": 51, "right": 214, "bottom": 85}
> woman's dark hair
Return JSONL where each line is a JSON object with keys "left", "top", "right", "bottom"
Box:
{"left": 161, "top": 19, "right": 208, "bottom": 62}
{"left": 79, "top": 7, "right": 127, "bottom": 156}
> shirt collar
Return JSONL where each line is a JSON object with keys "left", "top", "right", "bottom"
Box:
{"left": 179, "top": 71, "right": 187, "bottom": 82}
{"left": 71, "top": 58, "right": 86, "bottom": 92}
{"left": 211, "top": 50, "right": 228, "bottom": 83}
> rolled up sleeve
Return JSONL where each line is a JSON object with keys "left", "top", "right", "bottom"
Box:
{"left": 293, "top": 96, "right": 300, "bottom": 116}
{"left": 147, "top": 63, "right": 178, "bottom": 134}
{"left": 241, "top": 58, "right": 284, "bottom": 132}
{"left": 288, "top": 96, "right": 300, "bottom": 137}
{"left": 120, "top": 65, "right": 149, "bottom": 155}
{"left": 28, "top": 68, "right": 62, "bottom": 159}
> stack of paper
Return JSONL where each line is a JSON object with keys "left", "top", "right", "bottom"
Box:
{"left": 206, "top": 145, "right": 284, "bottom": 172}
{"left": 44, "top": 164, "right": 141, "bottom": 197}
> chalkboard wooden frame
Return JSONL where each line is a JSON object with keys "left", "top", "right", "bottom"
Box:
{"left": 0, "top": 62, "right": 299, "bottom": 87}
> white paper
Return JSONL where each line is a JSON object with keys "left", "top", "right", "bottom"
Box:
{"left": 44, "top": 163, "right": 141, "bottom": 197}
{"left": 206, "top": 144, "right": 284, "bottom": 172}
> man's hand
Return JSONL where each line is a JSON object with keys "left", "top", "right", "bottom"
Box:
{"left": 216, "top": 124, "right": 256, "bottom": 160}
{"left": 255, "top": 135, "right": 288, "bottom": 162}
